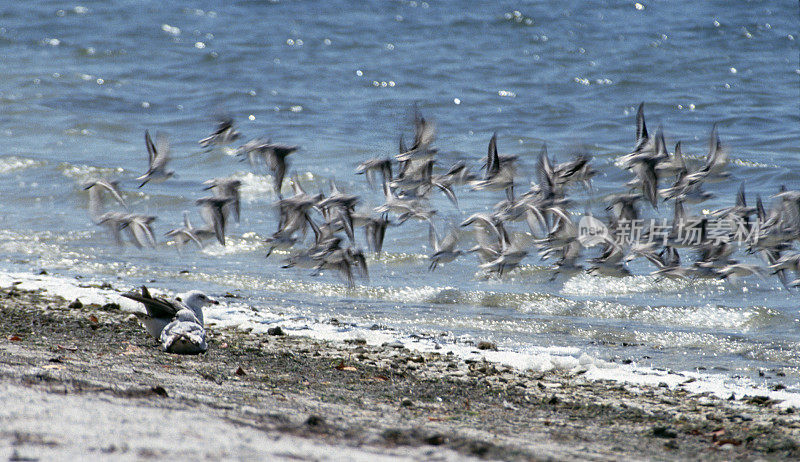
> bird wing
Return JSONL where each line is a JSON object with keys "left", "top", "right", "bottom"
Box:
{"left": 144, "top": 130, "right": 156, "bottom": 167}
{"left": 122, "top": 287, "right": 180, "bottom": 319}
{"left": 151, "top": 132, "right": 171, "bottom": 170}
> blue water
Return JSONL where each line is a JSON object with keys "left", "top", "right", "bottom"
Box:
{"left": 1, "top": 1, "right": 799, "bottom": 390}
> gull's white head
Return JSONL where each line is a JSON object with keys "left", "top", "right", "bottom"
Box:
{"left": 180, "top": 290, "right": 218, "bottom": 308}
{"left": 174, "top": 308, "right": 201, "bottom": 323}
{"left": 175, "top": 291, "right": 218, "bottom": 325}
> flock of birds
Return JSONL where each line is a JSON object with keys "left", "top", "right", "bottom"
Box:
{"left": 85, "top": 103, "right": 800, "bottom": 353}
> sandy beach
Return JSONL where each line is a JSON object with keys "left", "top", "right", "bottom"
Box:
{"left": 0, "top": 283, "right": 797, "bottom": 461}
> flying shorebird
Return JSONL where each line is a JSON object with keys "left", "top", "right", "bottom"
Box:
{"left": 237, "top": 138, "right": 299, "bottom": 197}
{"left": 395, "top": 106, "right": 437, "bottom": 162}
{"left": 196, "top": 196, "right": 233, "bottom": 246}
{"left": 137, "top": 130, "right": 174, "bottom": 187}
{"left": 203, "top": 178, "right": 243, "bottom": 222}
{"left": 427, "top": 222, "right": 463, "bottom": 271}
{"left": 165, "top": 211, "right": 215, "bottom": 250}
{"left": 199, "top": 116, "right": 241, "bottom": 148}
{"left": 124, "top": 214, "right": 158, "bottom": 249}
{"left": 84, "top": 178, "right": 126, "bottom": 218}
{"left": 356, "top": 158, "right": 393, "bottom": 189}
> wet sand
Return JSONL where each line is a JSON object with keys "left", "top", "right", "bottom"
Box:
{"left": 1, "top": 284, "right": 798, "bottom": 461}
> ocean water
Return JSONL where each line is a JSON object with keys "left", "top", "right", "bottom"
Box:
{"left": 1, "top": 1, "right": 799, "bottom": 398}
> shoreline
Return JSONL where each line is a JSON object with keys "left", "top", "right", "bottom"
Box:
{"left": 3, "top": 269, "right": 798, "bottom": 408}
{"left": 1, "top": 283, "right": 799, "bottom": 460}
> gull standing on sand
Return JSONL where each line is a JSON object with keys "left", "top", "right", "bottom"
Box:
{"left": 122, "top": 286, "right": 218, "bottom": 339}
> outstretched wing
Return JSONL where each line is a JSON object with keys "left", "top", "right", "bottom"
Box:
{"left": 122, "top": 286, "right": 180, "bottom": 319}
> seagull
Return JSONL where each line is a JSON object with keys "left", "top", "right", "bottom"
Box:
{"left": 715, "top": 262, "right": 765, "bottom": 281}
{"left": 655, "top": 141, "right": 687, "bottom": 177}
{"left": 160, "top": 308, "right": 208, "bottom": 354}
{"left": 482, "top": 132, "right": 517, "bottom": 181}
{"left": 618, "top": 102, "right": 652, "bottom": 167}
{"left": 768, "top": 252, "right": 800, "bottom": 274}
{"left": 317, "top": 181, "right": 359, "bottom": 243}
{"left": 700, "top": 124, "right": 731, "bottom": 183}
{"left": 312, "top": 246, "right": 368, "bottom": 287}
{"left": 137, "top": 130, "right": 174, "bottom": 187}
{"left": 374, "top": 180, "right": 430, "bottom": 217}
{"left": 553, "top": 150, "right": 595, "bottom": 190}
{"left": 390, "top": 158, "right": 434, "bottom": 192}
{"left": 265, "top": 207, "right": 309, "bottom": 257}
{"left": 121, "top": 286, "right": 218, "bottom": 339}
{"left": 587, "top": 241, "right": 630, "bottom": 277}
{"left": 711, "top": 182, "right": 756, "bottom": 232}
{"left": 440, "top": 160, "right": 476, "bottom": 186}
{"left": 480, "top": 232, "right": 529, "bottom": 277}
{"left": 632, "top": 102, "right": 650, "bottom": 154}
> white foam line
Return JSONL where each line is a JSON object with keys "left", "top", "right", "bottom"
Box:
{"left": 585, "top": 364, "right": 800, "bottom": 408}
{"left": 0, "top": 271, "right": 162, "bottom": 314}
{"left": 2, "top": 269, "right": 798, "bottom": 408}
{"left": 0, "top": 156, "right": 46, "bottom": 174}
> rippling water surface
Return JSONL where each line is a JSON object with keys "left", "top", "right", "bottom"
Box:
{"left": 1, "top": 1, "right": 799, "bottom": 393}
